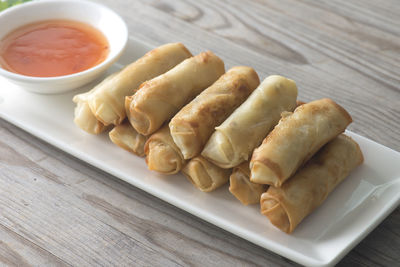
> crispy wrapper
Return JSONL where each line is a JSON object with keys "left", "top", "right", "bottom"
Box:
{"left": 144, "top": 124, "right": 186, "bottom": 174}
{"left": 182, "top": 156, "right": 231, "bottom": 192}
{"left": 250, "top": 98, "right": 352, "bottom": 187}
{"left": 169, "top": 66, "right": 259, "bottom": 159}
{"left": 229, "top": 161, "right": 268, "bottom": 205}
{"left": 201, "top": 75, "right": 298, "bottom": 169}
{"left": 85, "top": 43, "right": 191, "bottom": 126}
{"left": 126, "top": 51, "right": 225, "bottom": 136}
{"left": 109, "top": 121, "right": 147, "bottom": 157}
{"left": 72, "top": 72, "right": 119, "bottom": 134}
{"left": 73, "top": 99, "right": 106, "bottom": 135}
{"left": 260, "top": 134, "right": 363, "bottom": 233}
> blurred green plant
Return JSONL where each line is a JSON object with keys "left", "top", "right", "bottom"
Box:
{"left": 0, "top": 0, "right": 31, "bottom": 11}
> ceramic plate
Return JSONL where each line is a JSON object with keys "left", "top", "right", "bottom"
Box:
{"left": 1, "top": 37, "right": 399, "bottom": 267}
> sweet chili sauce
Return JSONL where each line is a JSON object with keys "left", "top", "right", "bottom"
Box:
{"left": 0, "top": 20, "right": 109, "bottom": 77}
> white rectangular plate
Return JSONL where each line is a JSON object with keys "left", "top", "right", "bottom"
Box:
{"left": 1, "top": 37, "right": 399, "bottom": 267}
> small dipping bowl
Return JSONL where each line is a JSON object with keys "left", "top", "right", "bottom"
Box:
{"left": 0, "top": 0, "right": 128, "bottom": 94}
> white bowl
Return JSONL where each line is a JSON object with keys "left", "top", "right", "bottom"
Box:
{"left": 0, "top": 0, "right": 128, "bottom": 94}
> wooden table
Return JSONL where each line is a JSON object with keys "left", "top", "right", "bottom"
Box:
{"left": 1, "top": 0, "right": 399, "bottom": 266}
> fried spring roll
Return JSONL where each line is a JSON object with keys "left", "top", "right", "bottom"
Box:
{"left": 73, "top": 99, "right": 106, "bottom": 134}
{"left": 73, "top": 72, "right": 118, "bottom": 134}
{"left": 229, "top": 162, "right": 268, "bottom": 205}
{"left": 260, "top": 134, "right": 363, "bottom": 233}
{"left": 109, "top": 122, "right": 147, "bottom": 157}
{"left": 250, "top": 98, "right": 352, "bottom": 187}
{"left": 169, "top": 66, "right": 259, "bottom": 159}
{"left": 85, "top": 43, "right": 192, "bottom": 126}
{"left": 201, "top": 75, "right": 298, "bottom": 169}
{"left": 144, "top": 124, "right": 186, "bottom": 174}
{"left": 126, "top": 51, "right": 225, "bottom": 136}
{"left": 182, "top": 156, "right": 231, "bottom": 192}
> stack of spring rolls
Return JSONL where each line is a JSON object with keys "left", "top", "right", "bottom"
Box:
{"left": 73, "top": 43, "right": 363, "bottom": 234}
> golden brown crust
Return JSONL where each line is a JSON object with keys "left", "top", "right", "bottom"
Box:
{"left": 235, "top": 161, "right": 251, "bottom": 176}
{"left": 182, "top": 156, "right": 231, "bottom": 192}
{"left": 73, "top": 100, "right": 107, "bottom": 134}
{"left": 144, "top": 124, "right": 187, "bottom": 174}
{"left": 260, "top": 194, "right": 291, "bottom": 233}
{"left": 109, "top": 122, "right": 147, "bottom": 157}
{"left": 126, "top": 51, "right": 225, "bottom": 136}
{"left": 177, "top": 42, "right": 192, "bottom": 58}
{"left": 327, "top": 98, "right": 353, "bottom": 124}
{"left": 260, "top": 134, "right": 363, "bottom": 233}
{"left": 229, "top": 161, "right": 268, "bottom": 205}
{"left": 202, "top": 75, "right": 298, "bottom": 169}
{"left": 251, "top": 157, "right": 283, "bottom": 183}
{"left": 85, "top": 43, "right": 192, "bottom": 126}
{"left": 250, "top": 98, "right": 353, "bottom": 187}
{"left": 170, "top": 66, "right": 260, "bottom": 159}
{"left": 73, "top": 72, "right": 119, "bottom": 134}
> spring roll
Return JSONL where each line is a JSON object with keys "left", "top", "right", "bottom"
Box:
{"left": 126, "top": 51, "right": 225, "bottom": 136}
{"left": 144, "top": 124, "right": 186, "bottom": 174}
{"left": 73, "top": 72, "right": 119, "bottom": 134}
{"left": 250, "top": 98, "right": 352, "bottom": 187}
{"left": 86, "top": 43, "right": 192, "bottom": 126}
{"left": 182, "top": 156, "right": 231, "bottom": 192}
{"left": 73, "top": 98, "right": 106, "bottom": 134}
{"left": 201, "top": 75, "right": 298, "bottom": 169}
{"left": 260, "top": 134, "right": 363, "bottom": 233}
{"left": 229, "top": 162, "right": 268, "bottom": 205}
{"left": 169, "top": 66, "right": 259, "bottom": 159}
{"left": 109, "top": 122, "right": 147, "bottom": 157}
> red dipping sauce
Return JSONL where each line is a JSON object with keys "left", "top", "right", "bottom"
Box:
{"left": 0, "top": 20, "right": 109, "bottom": 77}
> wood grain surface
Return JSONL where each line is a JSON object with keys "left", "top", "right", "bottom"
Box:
{"left": 1, "top": 0, "right": 399, "bottom": 266}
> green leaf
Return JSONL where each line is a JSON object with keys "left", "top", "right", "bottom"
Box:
{"left": 0, "top": 0, "right": 31, "bottom": 12}
{"left": 0, "top": 2, "right": 10, "bottom": 12}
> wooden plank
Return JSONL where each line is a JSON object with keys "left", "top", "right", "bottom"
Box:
{"left": 0, "top": 224, "right": 68, "bottom": 266}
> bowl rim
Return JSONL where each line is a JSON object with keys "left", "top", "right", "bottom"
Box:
{"left": 0, "top": 0, "right": 128, "bottom": 84}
